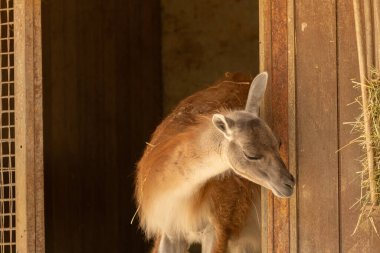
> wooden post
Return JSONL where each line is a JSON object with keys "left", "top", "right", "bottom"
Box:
{"left": 260, "top": 0, "right": 296, "bottom": 252}
{"left": 14, "top": 0, "right": 45, "bottom": 252}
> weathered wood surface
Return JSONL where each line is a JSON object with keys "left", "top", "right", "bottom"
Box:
{"left": 296, "top": 0, "right": 340, "bottom": 252}
{"left": 260, "top": 0, "right": 294, "bottom": 252}
{"left": 271, "top": 0, "right": 290, "bottom": 252}
{"left": 262, "top": 0, "right": 380, "bottom": 252}
{"left": 15, "top": 0, "right": 45, "bottom": 252}
{"left": 260, "top": 0, "right": 274, "bottom": 251}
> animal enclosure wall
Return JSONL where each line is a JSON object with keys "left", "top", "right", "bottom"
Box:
{"left": 0, "top": 1, "right": 15, "bottom": 251}
{"left": 0, "top": 0, "right": 44, "bottom": 252}
{"left": 261, "top": 0, "right": 380, "bottom": 252}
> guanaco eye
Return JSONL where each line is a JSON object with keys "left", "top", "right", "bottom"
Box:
{"left": 243, "top": 152, "right": 262, "bottom": 161}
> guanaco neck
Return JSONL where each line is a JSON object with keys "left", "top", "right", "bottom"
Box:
{"left": 140, "top": 119, "right": 231, "bottom": 204}
{"left": 178, "top": 121, "right": 230, "bottom": 191}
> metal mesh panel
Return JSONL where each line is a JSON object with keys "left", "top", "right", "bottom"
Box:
{"left": 0, "top": 0, "right": 15, "bottom": 252}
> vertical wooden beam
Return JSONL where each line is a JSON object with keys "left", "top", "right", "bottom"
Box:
{"left": 260, "top": 0, "right": 296, "bottom": 252}
{"left": 260, "top": 0, "right": 273, "bottom": 252}
{"left": 271, "top": 0, "right": 290, "bottom": 252}
{"left": 295, "top": 0, "right": 339, "bottom": 252}
{"left": 15, "top": 0, "right": 45, "bottom": 252}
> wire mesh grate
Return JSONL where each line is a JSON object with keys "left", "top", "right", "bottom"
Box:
{"left": 0, "top": 0, "right": 15, "bottom": 252}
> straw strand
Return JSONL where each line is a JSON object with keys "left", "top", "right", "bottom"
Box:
{"left": 364, "top": 0, "right": 374, "bottom": 72}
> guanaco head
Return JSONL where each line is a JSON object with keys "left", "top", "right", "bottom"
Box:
{"left": 212, "top": 72, "right": 295, "bottom": 198}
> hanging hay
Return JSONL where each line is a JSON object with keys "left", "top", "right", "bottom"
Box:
{"left": 348, "top": 69, "right": 380, "bottom": 235}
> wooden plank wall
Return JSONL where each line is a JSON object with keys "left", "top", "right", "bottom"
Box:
{"left": 263, "top": 0, "right": 380, "bottom": 252}
{"left": 41, "top": 0, "right": 161, "bottom": 252}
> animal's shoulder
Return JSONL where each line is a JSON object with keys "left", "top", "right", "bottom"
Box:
{"left": 173, "top": 72, "right": 252, "bottom": 118}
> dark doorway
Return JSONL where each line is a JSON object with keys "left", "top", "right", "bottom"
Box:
{"left": 42, "top": 1, "right": 161, "bottom": 252}
{"left": 41, "top": 0, "right": 259, "bottom": 252}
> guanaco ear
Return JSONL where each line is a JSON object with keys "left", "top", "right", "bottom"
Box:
{"left": 245, "top": 72, "right": 268, "bottom": 115}
{"left": 212, "top": 114, "right": 234, "bottom": 139}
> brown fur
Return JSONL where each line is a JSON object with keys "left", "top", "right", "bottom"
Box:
{"left": 200, "top": 175, "right": 260, "bottom": 253}
{"left": 136, "top": 72, "right": 259, "bottom": 252}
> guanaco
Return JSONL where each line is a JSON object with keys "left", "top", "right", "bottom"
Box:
{"left": 135, "top": 72, "right": 295, "bottom": 253}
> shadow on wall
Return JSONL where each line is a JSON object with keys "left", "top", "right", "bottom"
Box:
{"left": 162, "top": 0, "right": 259, "bottom": 114}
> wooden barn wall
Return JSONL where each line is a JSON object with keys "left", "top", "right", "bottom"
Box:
{"left": 262, "top": 0, "right": 380, "bottom": 252}
{"left": 41, "top": 0, "right": 161, "bottom": 252}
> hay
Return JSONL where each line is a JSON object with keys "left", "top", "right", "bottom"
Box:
{"left": 348, "top": 69, "right": 380, "bottom": 235}
{"left": 350, "top": 0, "right": 380, "bottom": 234}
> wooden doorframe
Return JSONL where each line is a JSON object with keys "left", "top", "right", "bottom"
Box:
{"left": 15, "top": 0, "right": 45, "bottom": 252}
{"left": 259, "top": 0, "right": 297, "bottom": 252}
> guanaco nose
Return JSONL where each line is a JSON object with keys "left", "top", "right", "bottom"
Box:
{"left": 284, "top": 174, "right": 295, "bottom": 189}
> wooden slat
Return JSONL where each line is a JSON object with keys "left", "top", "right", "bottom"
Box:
{"left": 295, "top": 0, "right": 339, "bottom": 252}
{"left": 32, "top": 1, "right": 45, "bottom": 251}
{"left": 338, "top": 0, "right": 380, "bottom": 252}
{"left": 287, "top": 0, "right": 297, "bottom": 252}
{"left": 260, "top": 0, "right": 274, "bottom": 252}
{"left": 271, "top": 0, "right": 290, "bottom": 252}
{"left": 260, "top": 0, "right": 295, "bottom": 252}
